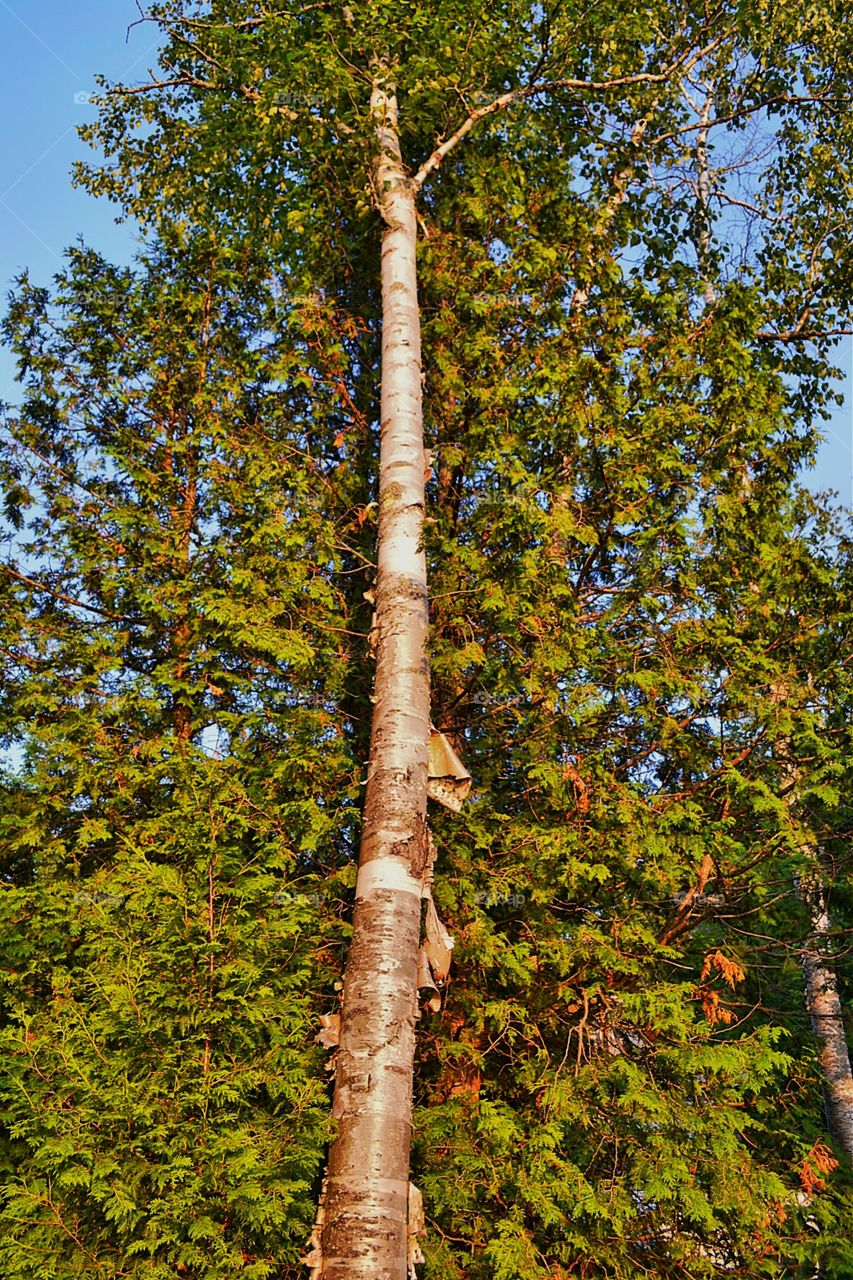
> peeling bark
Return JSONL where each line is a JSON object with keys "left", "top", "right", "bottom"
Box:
{"left": 319, "top": 68, "right": 430, "bottom": 1279}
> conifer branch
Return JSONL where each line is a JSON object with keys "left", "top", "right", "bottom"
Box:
{"left": 1, "top": 563, "right": 140, "bottom": 624}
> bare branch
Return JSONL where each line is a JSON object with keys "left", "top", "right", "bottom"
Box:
{"left": 113, "top": 73, "right": 219, "bottom": 98}
{"left": 411, "top": 33, "right": 730, "bottom": 190}
{"left": 649, "top": 92, "right": 850, "bottom": 148}
{"left": 1, "top": 563, "right": 141, "bottom": 624}
{"left": 570, "top": 114, "right": 652, "bottom": 313}
{"left": 716, "top": 192, "right": 775, "bottom": 219}
{"left": 755, "top": 327, "right": 853, "bottom": 342}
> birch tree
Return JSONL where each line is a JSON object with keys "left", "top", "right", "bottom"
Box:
{"left": 798, "top": 862, "right": 853, "bottom": 1160}
{"left": 314, "top": 69, "right": 432, "bottom": 1279}
{"left": 773, "top": 687, "right": 853, "bottom": 1164}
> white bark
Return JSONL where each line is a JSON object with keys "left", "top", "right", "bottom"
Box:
{"left": 319, "top": 70, "right": 430, "bottom": 1279}
{"left": 779, "top": 748, "right": 853, "bottom": 1161}
{"left": 798, "top": 867, "right": 853, "bottom": 1161}
{"left": 695, "top": 90, "right": 717, "bottom": 308}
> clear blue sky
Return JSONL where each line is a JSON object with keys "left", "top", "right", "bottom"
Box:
{"left": 0, "top": 1, "right": 850, "bottom": 501}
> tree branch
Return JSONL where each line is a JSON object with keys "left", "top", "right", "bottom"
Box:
{"left": 570, "top": 113, "right": 652, "bottom": 313}
{"left": 113, "top": 73, "right": 221, "bottom": 98}
{"left": 410, "top": 34, "right": 729, "bottom": 190}
{"left": 648, "top": 92, "right": 850, "bottom": 149}
{"left": 1, "top": 563, "right": 141, "bottom": 624}
{"left": 755, "top": 327, "right": 853, "bottom": 342}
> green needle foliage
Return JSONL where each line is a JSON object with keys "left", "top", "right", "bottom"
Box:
{"left": 0, "top": 233, "right": 370, "bottom": 1277}
{"left": 1, "top": 0, "right": 852, "bottom": 1276}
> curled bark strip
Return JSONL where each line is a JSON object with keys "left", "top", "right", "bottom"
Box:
{"left": 428, "top": 729, "right": 472, "bottom": 812}
{"left": 420, "top": 828, "right": 437, "bottom": 898}
{"left": 315, "top": 1013, "right": 341, "bottom": 1050}
{"left": 302, "top": 1171, "right": 329, "bottom": 1278}
{"left": 416, "top": 946, "right": 442, "bottom": 1014}
{"left": 424, "top": 893, "right": 454, "bottom": 984}
{"left": 407, "top": 1183, "right": 426, "bottom": 1278}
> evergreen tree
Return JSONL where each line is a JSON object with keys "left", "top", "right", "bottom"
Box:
{"left": 0, "top": 233, "right": 365, "bottom": 1277}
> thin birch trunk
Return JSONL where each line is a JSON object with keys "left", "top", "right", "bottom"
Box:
{"left": 319, "top": 69, "right": 430, "bottom": 1279}
{"left": 694, "top": 89, "right": 717, "bottom": 309}
{"left": 798, "top": 866, "right": 853, "bottom": 1160}
{"left": 779, "top": 752, "right": 853, "bottom": 1161}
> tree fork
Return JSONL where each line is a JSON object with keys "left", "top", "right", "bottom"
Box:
{"left": 319, "top": 70, "right": 430, "bottom": 1279}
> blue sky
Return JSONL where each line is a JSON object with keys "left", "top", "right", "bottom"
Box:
{"left": 0, "top": 1, "right": 850, "bottom": 501}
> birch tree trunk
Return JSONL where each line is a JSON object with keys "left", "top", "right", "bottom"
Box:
{"left": 319, "top": 70, "right": 430, "bottom": 1279}
{"left": 799, "top": 866, "right": 853, "bottom": 1161}
{"left": 779, "top": 750, "right": 853, "bottom": 1161}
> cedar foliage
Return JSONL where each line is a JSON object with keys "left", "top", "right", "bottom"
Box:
{"left": 1, "top": 1, "right": 853, "bottom": 1277}
{"left": 0, "top": 235, "right": 366, "bottom": 1276}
